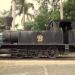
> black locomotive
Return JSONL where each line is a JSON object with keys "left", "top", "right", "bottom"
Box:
{"left": 0, "top": 18, "right": 75, "bottom": 58}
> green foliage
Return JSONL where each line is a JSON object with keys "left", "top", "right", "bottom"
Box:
{"left": 23, "top": 21, "right": 33, "bottom": 30}
{"left": 15, "top": 0, "right": 60, "bottom": 31}
{"left": 32, "top": 13, "right": 49, "bottom": 31}
{"left": 32, "top": 0, "right": 60, "bottom": 31}
{"left": 49, "top": 10, "right": 60, "bottom": 20}
{"left": 15, "top": 0, "right": 75, "bottom": 31}
{"left": 64, "top": 0, "right": 75, "bottom": 21}
{"left": 33, "top": 10, "right": 60, "bottom": 31}
{"left": 16, "top": 0, "right": 50, "bottom": 31}
{"left": 31, "top": 0, "right": 49, "bottom": 31}
{"left": 0, "top": 17, "right": 4, "bottom": 25}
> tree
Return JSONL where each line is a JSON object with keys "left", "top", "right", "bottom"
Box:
{"left": 60, "top": 0, "right": 64, "bottom": 20}
{"left": 11, "top": 0, "right": 16, "bottom": 30}
{"left": 50, "top": 10, "right": 60, "bottom": 20}
{"left": 50, "top": 0, "right": 60, "bottom": 11}
{"left": 32, "top": 0, "right": 60, "bottom": 31}
{"left": 16, "top": 0, "right": 34, "bottom": 28}
{"left": 32, "top": 0, "right": 50, "bottom": 31}
{"left": 64, "top": 0, "right": 75, "bottom": 21}
{"left": 23, "top": 21, "right": 33, "bottom": 30}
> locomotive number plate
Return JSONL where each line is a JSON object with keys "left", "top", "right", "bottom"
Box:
{"left": 37, "top": 35, "right": 43, "bottom": 42}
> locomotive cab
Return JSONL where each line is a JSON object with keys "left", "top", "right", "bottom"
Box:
{"left": 59, "top": 20, "right": 72, "bottom": 44}
{"left": 59, "top": 20, "right": 72, "bottom": 31}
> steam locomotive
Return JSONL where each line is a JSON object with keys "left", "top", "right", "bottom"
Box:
{"left": 0, "top": 17, "right": 75, "bottom": 58}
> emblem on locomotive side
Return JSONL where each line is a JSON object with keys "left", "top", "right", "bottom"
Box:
{"left": 37, "top": 35, "right": 43, "bottom": 42}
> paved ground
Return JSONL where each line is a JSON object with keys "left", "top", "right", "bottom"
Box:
{"left": 0, "top": 60, "right": 75, "bottom": 75}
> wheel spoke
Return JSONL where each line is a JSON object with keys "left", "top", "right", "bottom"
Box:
{"left": 30, "top": 50, "right": 40, "bottom": 58}
{"left": 46, "top": 47, "right": 59, "bottom": 59}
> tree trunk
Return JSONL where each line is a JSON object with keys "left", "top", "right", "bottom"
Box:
{"left": 60, "top": 0, "right": 64, "bottom": 20}
{"left": 11, "top": 0, "right": 16, "bottom": 30}
{"left": 22, "top": 7, "right": 25, "bottom": 30}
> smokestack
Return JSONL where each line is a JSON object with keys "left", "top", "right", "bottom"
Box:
{"left": 4, "top": 16, "right": 13, "bottom": 30}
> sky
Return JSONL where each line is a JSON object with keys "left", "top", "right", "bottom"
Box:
{"left": 0, "top": 0, "right": 36, "bottom": 11}
{"left": 0, "top": 0, "right": 11, "bottom": 11}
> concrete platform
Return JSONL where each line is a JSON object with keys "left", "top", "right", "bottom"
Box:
{"left": 0, "top": 60, "right": 75, "bottom": 75}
